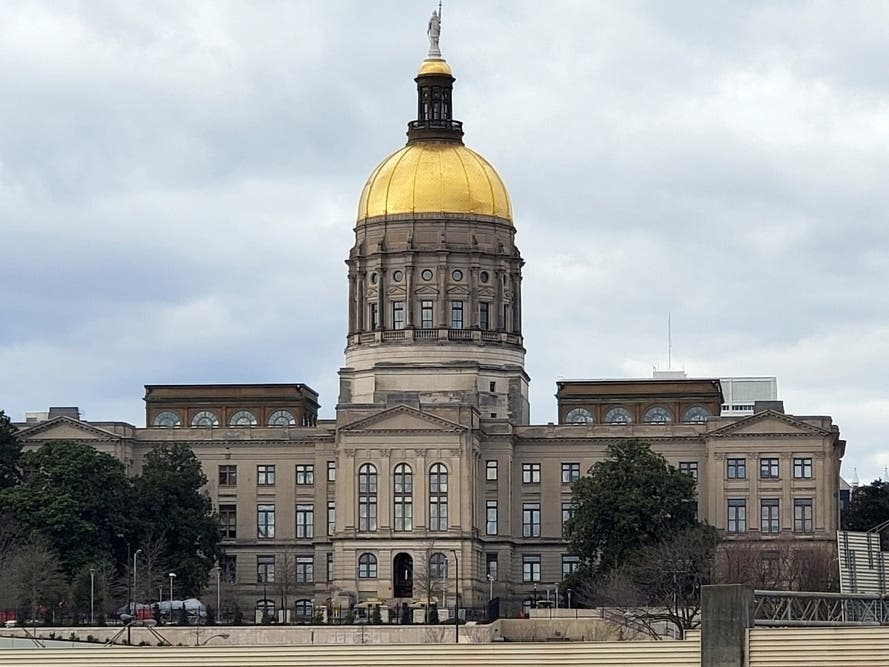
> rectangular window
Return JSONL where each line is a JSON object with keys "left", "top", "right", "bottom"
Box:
{"left": 727, "top": 458, "right": 746, "bottom": 479}
{"left": 257, "top": 555, "right": 275, "bottom": 583}
{"left": 761, "top": 551, "right": 779, "bottom": 577}
{"left": 218, "top": 465, "right": 237, "bottom": 486}
{"left": 326, "top": 553, "right": 333, "bottom": 582}
{"left": 219, "top": 504, "right": 237, "bottom": 539}
{"left": 295, "top": 503, "right": 314, "bottom": 538}
{"left": 451, "top": 301, "right": 463, "bottom": 329}
{"left": 479, "top": 302, "right": 490, "bottom": 330}
{"left": 561, "top": 462, "right": 581, "bottom": 484}
{"left": 562, "top": 501, "right": 576, "bottom": 534}
{"left": 562, "top": 555, "right": 580, "bottom": 578}
{"left": 327, "top": 461, "right": 336, "bottom": 482}
{"left": 392, "top": 301, "right": 405, "bottom": 330}
{"left": 421, "top": 300, "right": 434, "bottom": 329}
{"left": 727, "top": 499, "right": 746, "bottom": 533}
{"left": 486, "top": 553, "right": 498, "bottom": 581}
{"left": 257, "top": 504, "right": 275, "bottom": 539}
{"left": 760, "top": 458, "right": 780, "bottom": 479}
{"left": 295, "top": 464, "right": 314, "bottom": 486}
{"left": 522, "top": 462, "right": 541, "bottom": 484}
{"left": 794, "top": 498, "right": 813, "bottom": 533}
{"left": 370, "top": 302, "right": 379, "bottom": 329}
{"left": 486, "top": 460, "right": 498, "bottom": 481}
{"left": 221, "top": 555, "right": 237, "bottom": 584}
{"left": 793, "top": 457, "right": 813, "bottom": 479}
{"left": 522, "top": 554, "right": 541, "bottom": 582}
{"left": 295, "top": 555, "right": 314, "bottom": 583}
{"left": 327, "top": 501, "right": 335, "bottom": 536}
{"left": 522, "top": 502, "right": 541, "bottom": 538}
{"left": 679, "top": 461, "right": 698, "bottom": 480}
{"left": 257, "top": 464, "right": 276, "bottom": 486}
{"left": 486, "top": 499, "right": 498, "bottom": 535}
{"left": 761, "top": 499, "right": 780, "bottom": 534}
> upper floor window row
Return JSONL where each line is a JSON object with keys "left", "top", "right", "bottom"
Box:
{"left": 153, "top": 408, "right": 300, "bottom": 428}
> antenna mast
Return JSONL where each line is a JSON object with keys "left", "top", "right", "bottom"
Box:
{"left": 667, "top": 313, "right": 672, "bottom": 370}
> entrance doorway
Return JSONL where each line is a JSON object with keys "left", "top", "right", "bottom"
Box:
{"left": 393, "top": 553, "right": 413, "bottom": 598}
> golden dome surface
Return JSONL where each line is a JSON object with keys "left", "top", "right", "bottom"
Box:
{"left": 417, "top": 58, "right": 452, "bottom": 76}
{"left": 356, "top": 142, "right": 512, "bottom": 223}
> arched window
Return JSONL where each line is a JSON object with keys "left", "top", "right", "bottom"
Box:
{"left": 294, "top": 599, "right": 313, "bottom": 619}
{"left": 643, "top": 406, "right": 672, "bottom": 423}
{"left": 603, "top": 406, "right": 633, "bottom": 424}
{"left": 682, "top": 406, "right": 710, "bottom": 423}
{"left": 191, "top": 410, "right": 219, "bottom": 427}
{"left": 256, "top": 599, "right": 275, "bottom": 620}
{"left": 429, "top": 463, "right": 448, "bottom": 531}
{"left": 565, "top": 407, "right": 594, "bottom": 424}
{"left": 229, "top": 410, "right": 257, "bottom": 426}
{"left": 393, "top": 463, "right": 413, "bottom": 532}
{"left": 358, "top": 553, "right": 377, "bottom": 578}
{"left": 268, "top": 409, "right": 296, "bottom": 426}
{"left": 358, "top": 464, "right": 378, "bottom": 532}
{"left": 152, "top": 411, "right": 181, "bottom": 428}
{"left": 429, "top": 552, "right": 447, "bottom": 581}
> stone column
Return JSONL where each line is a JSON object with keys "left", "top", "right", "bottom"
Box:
{"left": 405, "top": 263, "right": 415, "bottom": 328}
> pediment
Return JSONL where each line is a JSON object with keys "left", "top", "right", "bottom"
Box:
{"left": 415, "top": 285, "right": 439, "bottom": 296}
{"left": 15, "top": 417, "right": 120, "bottom": 442}
{"left": 386, "top": 285, "right": 407, "bottom": 297}
{"left": 710, "top": 411, "right": 831, "bottom": 438}
{"left": 366, "top": 287, "right": 379, "bottom": 298}
{"left": 446, "top": 285, "right": 470, "bottom": 297}
{"left": 339, "top": 405, "right": 465, "bottom": 434}
{"left": 477, "top": 287, "right": 496, "bottom": 299}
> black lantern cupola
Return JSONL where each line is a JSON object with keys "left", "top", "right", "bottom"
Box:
{"left": 407, "top": 10, "right": 464, "bottom": 144}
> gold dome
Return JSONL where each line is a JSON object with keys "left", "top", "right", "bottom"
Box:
{"left": 417, "top": 58, "right": 452, "bottom": 76}
{"left": 356, "top": 142, "right": 512, "bottom": 223}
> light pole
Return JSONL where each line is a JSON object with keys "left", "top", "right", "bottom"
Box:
{"left": 567, "top": 588, "right": 574, "bottom": 618}
{"left": 169, "top": 573, "right": 177, "bottom": 624}
{"left": 89, "top": 568, "right": 96, "bottom": 625}
{"left": 449, "top": 549, "right": 459, "bottom": 644}
{"left": 486, "top": 573, "right": 495, "bottom": 602}
{"left": 215, "top": 565, "right": 222, "bottom": 624}
{"left": 132, "top": 549, "right": 142, "bottom": 618}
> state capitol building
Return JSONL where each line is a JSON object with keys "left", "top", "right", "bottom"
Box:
{"left": 15, "top": 20, "right": 845, "bottom": 619}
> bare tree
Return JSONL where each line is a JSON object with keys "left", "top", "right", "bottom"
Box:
{"left": 134, "top": 532, "right": 170, "bottom": 604}
{"left": 8, "top": 538, "right": 66, "bottom": 626}
{"left": 274, "top": 548, "right": 297, "bottom": 622}
{"left": 573, "top": 525, "right": 719, "bottom": 639}
{"left": 717, "top": 538, "right": 838, "bottom": 592}
{"left": 0, "top": 514, "right": 26, "bottom": 609}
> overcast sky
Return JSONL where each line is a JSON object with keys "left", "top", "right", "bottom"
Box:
{"left": 2, "top": 1, "right": 887, "bottom": 482}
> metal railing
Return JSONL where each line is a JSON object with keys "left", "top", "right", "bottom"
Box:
{"left": 753, "top": 589, "right": 889, "bottom": 626}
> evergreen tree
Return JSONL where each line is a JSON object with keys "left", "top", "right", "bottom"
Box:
{"left": 565, "top": 439, "right": 698, "bottom": 575}
{"left": 132, "top": 444, "right": 222, "bottom": 596}
{"left": 0, "top": 410, "right": 22, "bottom": 491}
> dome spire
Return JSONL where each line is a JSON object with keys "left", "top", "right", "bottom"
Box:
{"left": 408, "top": 5, "right": 463, "bottom": 144}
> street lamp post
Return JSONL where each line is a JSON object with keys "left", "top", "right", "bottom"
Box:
{"left": 486, "top": 573, "right": 495, "bottom": 602}
{"left": 449, "top": 549, "right": 459, "bottom": 644}
{"left": 215, "top": 566, "right": 222, "bottom": 624}
{"left": 132, "top": 549, "right": 142, "bottom": 618}
{"left": 169, "top": 573, "right": 177, "bottom": 624}
{"left": 89, "top": 568, "right": 96, "bottom": 625}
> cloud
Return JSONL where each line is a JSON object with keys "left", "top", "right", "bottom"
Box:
{"left": 1, "top": 1, "right": 887, "bottom": 482}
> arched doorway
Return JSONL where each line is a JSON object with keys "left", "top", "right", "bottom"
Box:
{"left": 393, "top": 553, "right": 413, "bottom": 598}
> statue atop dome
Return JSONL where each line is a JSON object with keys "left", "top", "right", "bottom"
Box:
{"left": 427, "top": 9, "right": 442, "bottom": 58}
